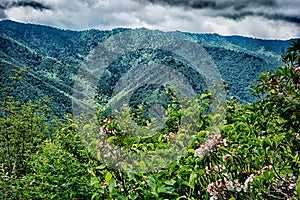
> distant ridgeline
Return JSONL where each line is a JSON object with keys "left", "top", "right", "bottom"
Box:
{"left": 0, "top": 20, "right": 298, "bottom": 117}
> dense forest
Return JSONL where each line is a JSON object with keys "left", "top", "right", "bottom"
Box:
{"left": 0, "top": 20, "right": 299, "bottom": 199}
{"left": 0, "top": 20, "right": 297, "bottom": 117}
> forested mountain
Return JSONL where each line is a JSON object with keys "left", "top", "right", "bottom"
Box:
{"left": 0, "top": 20, "right": 297, "bottom": 116}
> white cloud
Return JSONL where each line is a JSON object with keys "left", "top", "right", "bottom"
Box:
{"left": 3, "top": 0, "right": 300, "bottom": 39}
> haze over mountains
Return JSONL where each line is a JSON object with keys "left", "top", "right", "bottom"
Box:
{"left": 0, "top": 20, "right": 298, "bottom": 117}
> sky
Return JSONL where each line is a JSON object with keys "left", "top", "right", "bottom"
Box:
{"left": 0, "top": 0, "right": 299, "bottom": 40}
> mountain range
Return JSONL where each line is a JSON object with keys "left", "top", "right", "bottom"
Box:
{"left": 0, "top": 20, "right": 298, "bottom": 117}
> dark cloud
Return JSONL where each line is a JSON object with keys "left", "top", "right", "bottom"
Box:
{"left": 12, "top": 1, "right": 51, "bottom": 10}
{"left": 0, "top": 0, "right": 50, "bottom": 19}
{"left": 139, "top": 0, "right": 300, "bottom": 24}
{"left": 140, "top": 0, "right": 276, "bottom": 9}
{"left": 145, "top": 0, "right": 217, "bottom": 9}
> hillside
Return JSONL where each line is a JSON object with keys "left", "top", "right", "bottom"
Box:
{"left": 0, "top": 20, "right": 297, "bottom": 116}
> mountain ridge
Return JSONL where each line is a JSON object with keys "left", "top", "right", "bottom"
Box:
{"left": 0, "top": 20, "right": 298, "bottom": 117}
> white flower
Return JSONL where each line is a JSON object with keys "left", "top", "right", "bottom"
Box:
{"left": 288, "top": 183, "right": 296, "bottom": 190}
{"left": 244, "top": 174, "right": 255, "bottom": 187}
{"left": 205, "top": 166, "right": 211, "bottom": 174}
{"left": 222, "top": 139, "right": 228, "bottom": 146}
{"left": 226, "top": 181, "right": 234, "bottom": 190}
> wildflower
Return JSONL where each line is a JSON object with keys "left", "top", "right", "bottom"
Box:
{"left": 207, "top": 182, "right": 219, "bottom": 200}
{"left": 234, "top": 180, "right": 242, "bottom": 192}
{"left": 244, "top": 174, "right": 255, "bottom": 188}
{"left": 205, "top": 166, "right": 211, "bottom": 174}
{"left": 226, "top": 181, "right": 234, "bottom": 191}
{"left": 295, "top": 67, "right": 300, "bottom": 73}
{"left": 212, "top": 165, "right": 226, "bottom": 172}
{"left": 195, "top": 148, "right": 205, "bottom": 157}
{"left": 215, "top": 180, "right": 223, "bottom": 188}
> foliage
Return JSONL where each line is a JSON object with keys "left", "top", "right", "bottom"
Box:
{"left": 0, "top": 67, "right": 51, "bottom": 198}
{"left": 0, "top": 24, "right": 299, "bottom": 199}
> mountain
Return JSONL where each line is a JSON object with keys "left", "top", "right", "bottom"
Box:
{"left": 0, "top": 20, "right": 298, "bottom": 117}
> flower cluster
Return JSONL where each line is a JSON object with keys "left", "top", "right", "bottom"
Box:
{"left": 205, "top": 165, "right": 226, "bottom": 174}
{"left": 194, "top": 133, "right": 227, "bottom": 158}
{"left": 207, "top": 178, "right": 243, "bottom": 200}
{"left": 274, "top": 174, "right": 297, "bottom": 193}
{"left": 206, "top": 165, "right": 276, "bottom": 199}
{"left": 243, "top": 165, "right": 273, "bottom": 190}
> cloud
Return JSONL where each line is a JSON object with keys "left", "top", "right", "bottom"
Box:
{"left": 138, "top": 0, "right": 277, "bottom": 9}
{"left": 2, "top": 0, "right": 300, "bottom": 39}
{"left": 139, "top": 0, "right": 300, "bottom": 24}
{"left": 0, "top": 0, "right": 50, "bottom": 19}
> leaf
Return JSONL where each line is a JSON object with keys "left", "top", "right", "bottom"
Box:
{"left": 157, "top": 186, "right": 174, "bottom": 194}
{"left": 165, "top": 179, "right": 176, "bottom": 186}
{"left": 97, "top": 151, "right": 101, "bottom": 160}
{"left": 90, "top": 177, "right": 99, "bottom": 186}
{"left": 188, "top": 148, "right": 195, "bottom": 154}
{"left": 91, "top": 193, "right": 98, "bottom": 200}
{"left": 200, "top": 93, "right": 209, "bottom": 99}
{"left": 189, "top": 172, "right": 197, "bottom": 189}
{"left": 146, "top": 177, "right": 156, "bottom": 193}
{"left": 96, "top": 164, "right": 106, "bottom": 170}
{"left": 138, "top": 161, "right": 147, "bottom": 172}
{"left": 108, "top": 179, "right": 116, "bottom": 193}
{"left": 105, "top": 171, "right": 112, "bottom": 184}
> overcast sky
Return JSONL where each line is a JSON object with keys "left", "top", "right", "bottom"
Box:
{"left": 0, "top": 0, "right": 299, "bottom": 39}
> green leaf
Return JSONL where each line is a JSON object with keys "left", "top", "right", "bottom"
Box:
{"left": 138, "top": 161, "right": 147, "bottom": 172}
{"left": 91, "top": 193, "right": 98, "bottom": 200}
{"left": 157, "top": 186, "right": 174, "bottom": 194}
{"left": 96, "top": 164, "right": 106, "bottom": 170}
{"left": 146, "top": 177, "right": 156, "bottom": 193}
{"left": 188, "top": 148, "right": 195, "bottom": 154}
{"left": 165, "top": 179, "right": 176, "bottom": 186}
{"left": 108, "top": 179, "right": 116, "bottom": 193}
{"left": 90, "top": 177, "right": 99, "bottom": 186}
{"left": 105, "top": 171, "right": 112, "bottom": 184}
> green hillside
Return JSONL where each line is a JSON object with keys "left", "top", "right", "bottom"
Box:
{"left": 0, "top": 20, "right": 297, "bottom": 116}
